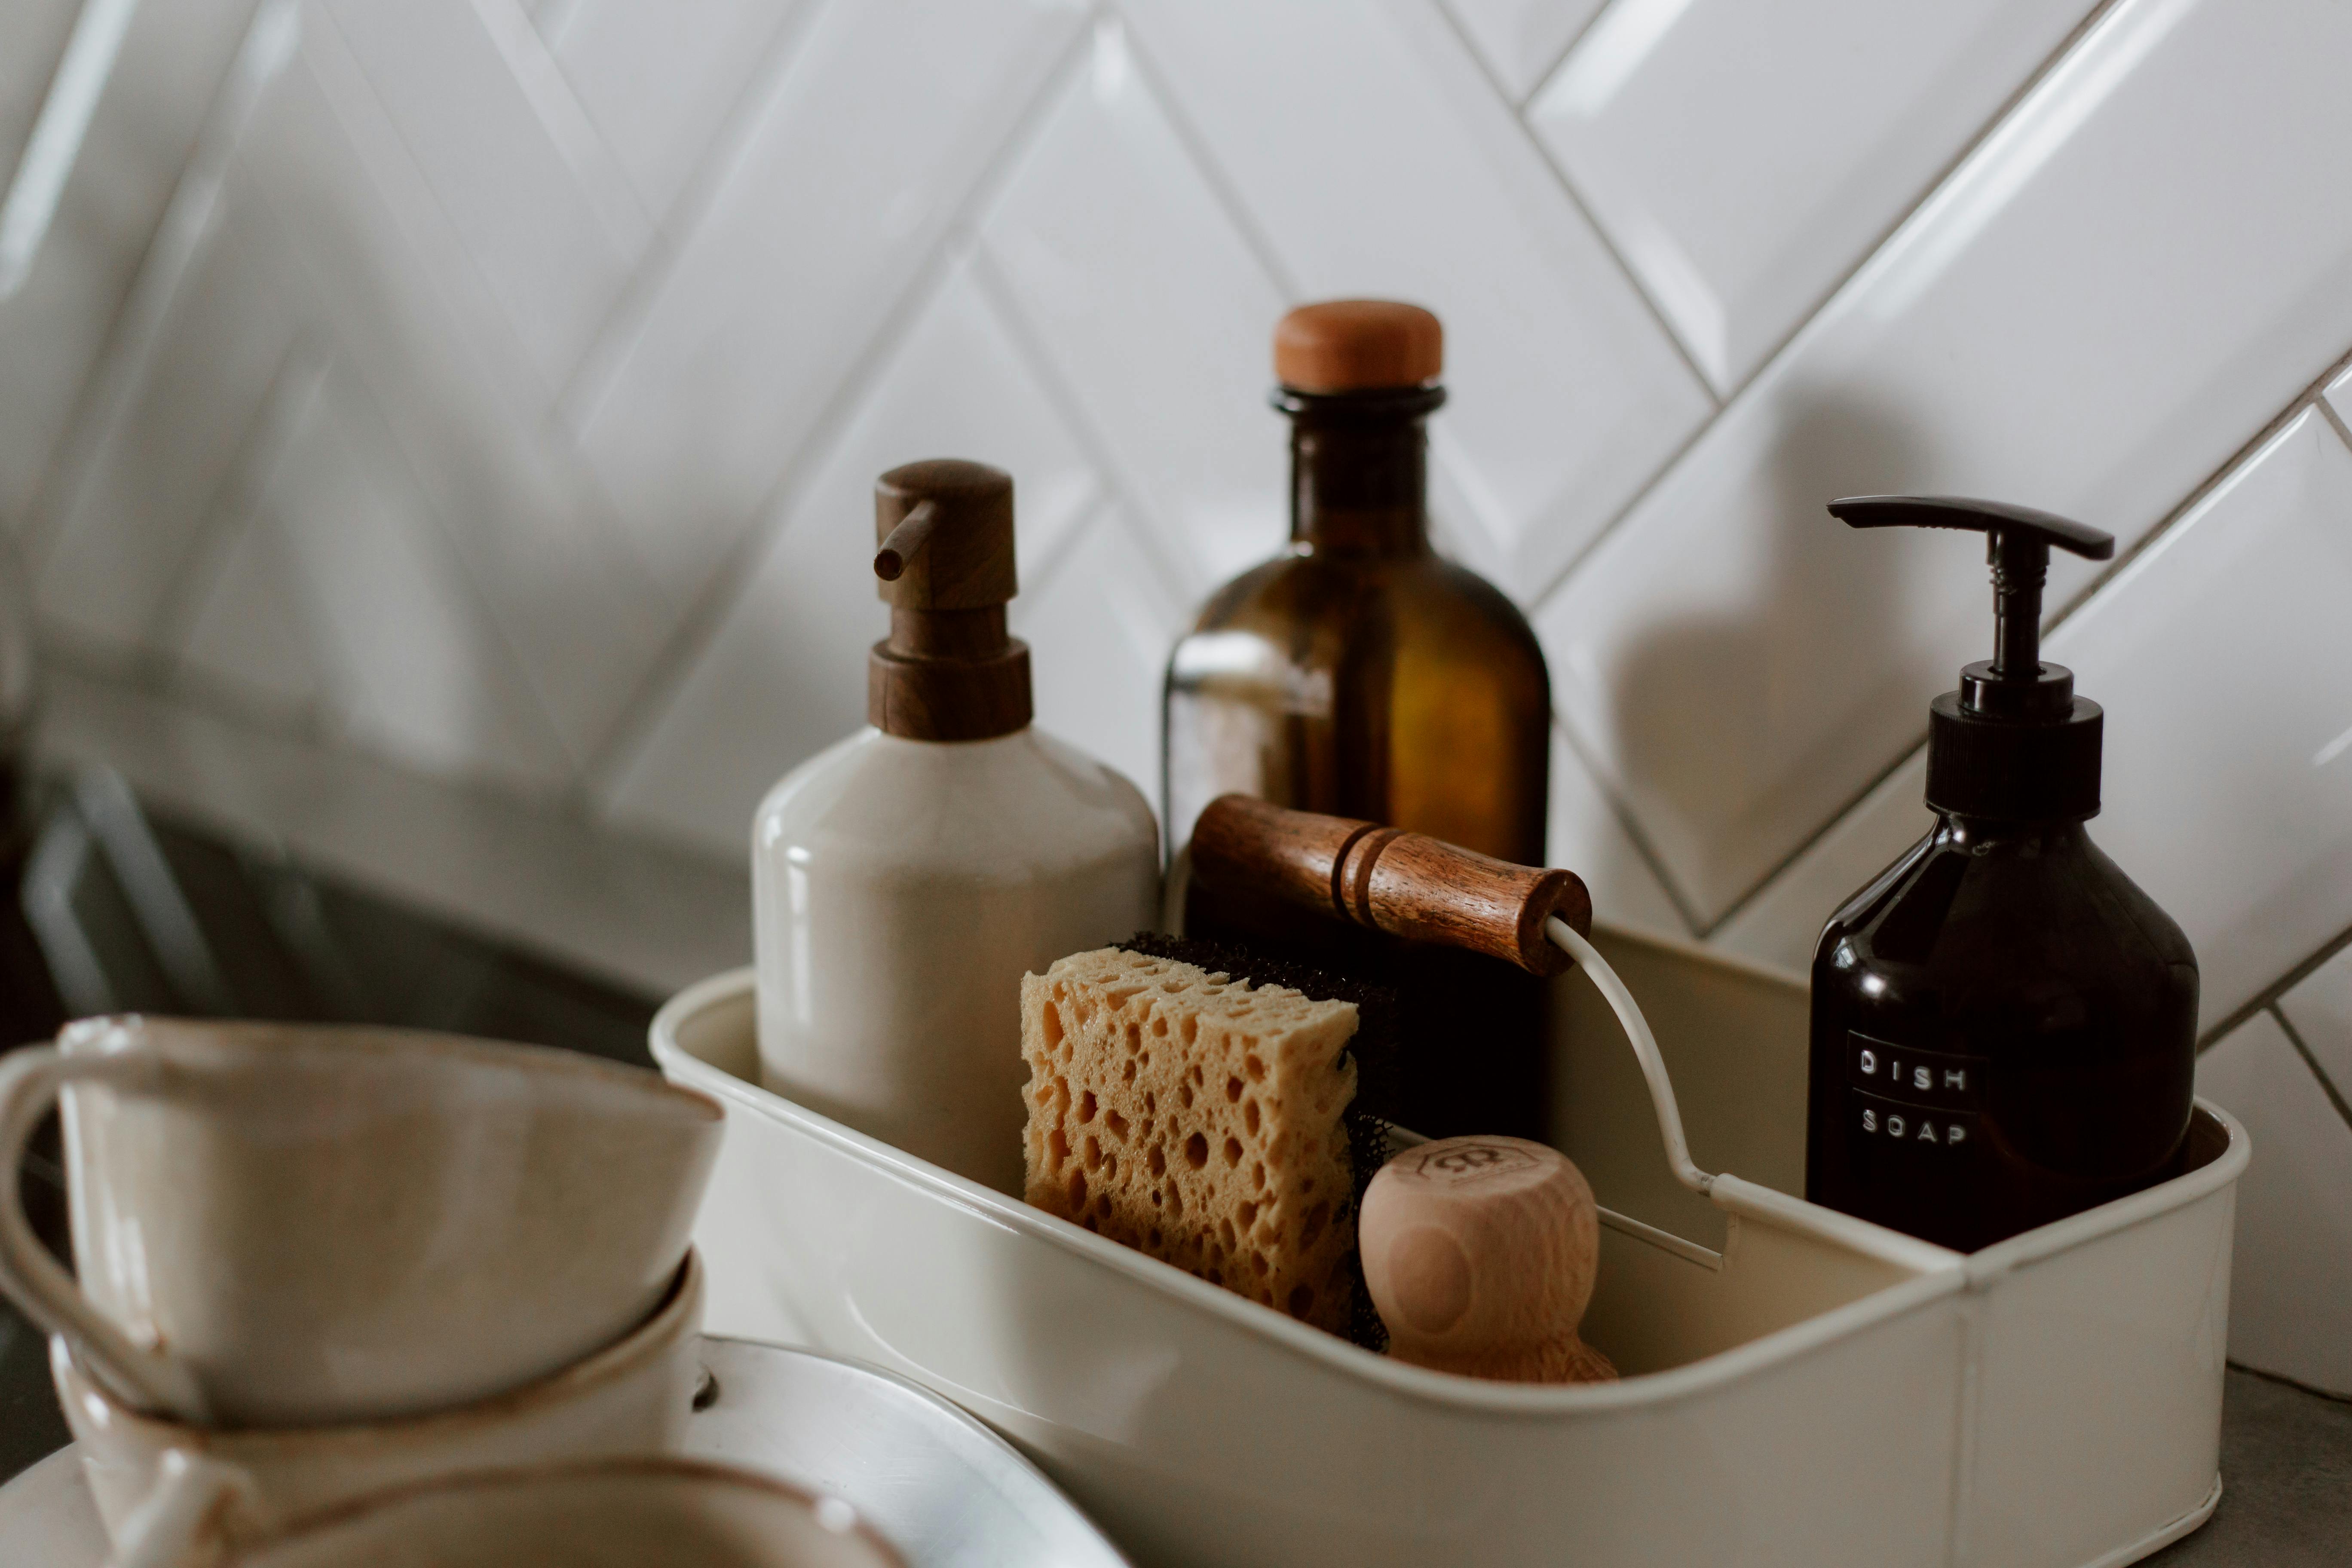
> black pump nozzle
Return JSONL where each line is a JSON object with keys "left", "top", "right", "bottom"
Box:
{"left": 1831, "top": 494, "right": 2112, "bottom": 688}
{"left": 1829, "top": 494, "right": 2113, "bottom": 822}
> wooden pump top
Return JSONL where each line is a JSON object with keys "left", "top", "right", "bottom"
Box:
{"left": 1274, "top": 300, "right": 1443, "bottom": 393}
{"left": 868, "top": 459, "right": 1032, "bottom": 741}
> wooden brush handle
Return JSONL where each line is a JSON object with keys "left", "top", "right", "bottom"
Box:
{"left": 1188, "top": 795, "right": 1592, "bottom": 977}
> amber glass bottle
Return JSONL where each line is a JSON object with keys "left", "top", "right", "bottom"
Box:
{"left": 1164, "top": 302, "right": 1553, "bottom": 1139}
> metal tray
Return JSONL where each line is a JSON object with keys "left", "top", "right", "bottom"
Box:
{"left": 0, "top": 1337, "right": 1129, "bottom": 1567}
{"left": 654, "top": 925, "right": 2247, "bottom": 1568}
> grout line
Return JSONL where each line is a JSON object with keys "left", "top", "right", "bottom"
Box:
{"left": 323, "top": 351, "right": 594, "bottom": 796}
{"left": 1694, "top": 734, "right": 1928, "bottom": 942}
{"left": 1519, "top": 0, "right": 2131, "bottom": 616}
{"left": 2269, "top": 1005, "right": 2352, "bottom": 1138}
{"left": 1462, "top": 2, "right": 1717, "bottom": 406}
{"left": 2043, "top": 342, "right": 2352, "bottom": 636}
{"left": 2313, "top": 373, "right": 2352, "bottom": 453}
{"left": 1699, "top": 337, "right": 2352, "bottom": 946}
{"left": 20, "top": 0, "right": 302, "bottom": 575}
{"left": 1518, "top": 395, "right": 1713, "bottom": 609}
{"left": 965, "top": 242, "right": 1200, "bottom": 601}
{"left": 1510, "top": 0, "right": 1614, "bottom": 110}
{"left": 551, "top": 0, "right": 835, "bottom": 433}
{"left": 1522, "top": 0, "right": 2132, "bottom": 618}
{"left": 34, "top": 639, "right": 591, "bottom": 839}
{"left": 1550, "top": 717, "right": 1702, "bottom": 936}
{"left": 1697, "top": 0, "right": 2132, "bottom": 416}
{"left": 1109, "top": 7, "right": 1302, "bottom": 302}
{"left": 150, "top": 621, "right": 337, "bottom": 752}
{"left": 0, "top": 0, "right": 142, "bottom": 299}
{"left": 1012, "top": 498, "right": 1114, "bottom": 608}
{"left": 2198, "top": 919, "right": 2352, "bottom": 1054}
{"left": 527, "top": 0, "right": 590, "bottom": 50}
{"left": 1547, "top": 102, "right": 2352, "bottom": 948}
{"left": 575, "top": 19, "right": 1099, "bottom": 793}
{"left": 292, "top": 0, "right": 572, "bottom": 416}
{"left": 145, "top": 332, "right": 330, "bottom": 677}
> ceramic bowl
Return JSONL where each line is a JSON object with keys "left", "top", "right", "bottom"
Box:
{"left": 0, "top": 1016, "right": 722, "bottom": 1425}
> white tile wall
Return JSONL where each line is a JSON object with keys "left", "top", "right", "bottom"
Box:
{"left": 1526, "top": 0, "right": 2095, "bottom": 392}
{"left": 569, "top": 0, "right": 1087, "bottom": 611}
{"left": 2196, "top": 1014, "right": 2352, "bottom": 1398}
{"left": 976, "top": 21, "right": 1287, "bottom": 598}
{"left": 1121, "top": 0, "right": 1712, "bottom": 592}
{"left": 1014, "top": 505, "right": 1187, "bottom": 803}
{"left": 1537, "top": 0, "right": 2352, "bottom": 925}
{"left": 0, "top": 0, "right": 263, "bottom": 533}
{"left": 6, "top": 0, "right": 2352, "bottom": 1387}
{"left": 1442, "top": 0, "right": 1605, "bottom": 104}
{"left": 537, "top": 0, "right": 812, "bottom": 225}
{"left": 600, "top": 256, "right": 1100, "bottom": 854}
{"left": 2046, "top": 410, "right": 2352, "bottom": 1032}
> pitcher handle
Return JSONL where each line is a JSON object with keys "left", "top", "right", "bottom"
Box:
{"left": 0, "top": 1044, "right": 210, "bottom": 1421}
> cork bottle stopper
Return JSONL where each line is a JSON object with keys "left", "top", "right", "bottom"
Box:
{"left": 1359, "top": 1135, "right": 1617, "bottom": 1384}
{"left": 1274, "top": 300, "right": 1443, "bottom": 393}
{"left": 867, "top": 459, "right": 1031, "bottom": 741}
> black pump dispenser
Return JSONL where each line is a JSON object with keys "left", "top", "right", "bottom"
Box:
{"left": 1831, "top": 495, "right": 2112, "bottom": 821}
{"left": 1805, "top": 495, "right": 2196, "bottom": 1253}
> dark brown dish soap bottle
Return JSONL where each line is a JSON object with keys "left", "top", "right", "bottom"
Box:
{"left": 1806, "top": 496, "right": 2197, "bottom": 1253}
{"left": 1164, "top": 301, "right": 1554, "bottom": 1139}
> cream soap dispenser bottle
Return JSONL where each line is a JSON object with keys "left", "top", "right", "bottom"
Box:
{"left": 752, "top": 460, "right": 1160, "bottom": 1194}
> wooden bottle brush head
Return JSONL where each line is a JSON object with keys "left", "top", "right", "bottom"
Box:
{"left": 1361, "top": 1136, "right": 1615, "bottom": 1383}
{"left": 869, "top": 459, "right": 1032, "bottom": 742}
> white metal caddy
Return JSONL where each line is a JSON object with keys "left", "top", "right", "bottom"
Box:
{"left": 652, "top": 922, "right": 2245, "bottom": 1568}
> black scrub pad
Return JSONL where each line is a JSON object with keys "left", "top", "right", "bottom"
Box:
{"left": 1115, "top": 931, "right": 1397, "bottom": 1353}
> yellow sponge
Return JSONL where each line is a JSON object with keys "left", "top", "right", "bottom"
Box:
{"left": 1020, "top": 946, "right": 1360, "bottom": 1333}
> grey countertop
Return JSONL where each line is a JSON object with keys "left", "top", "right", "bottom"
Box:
{"left": 2147, "top": 1369, "right": 2352, "bottom": 1565}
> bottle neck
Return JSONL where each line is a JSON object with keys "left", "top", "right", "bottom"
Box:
{"left": 1930, "top": 812, "right": 2091, "bottom": 850}
{"left": 1280, "top": 386, "right": 1442, "bottom": 558}
{"left": 867, "top": 606, "right": 1032, "bottom": 741}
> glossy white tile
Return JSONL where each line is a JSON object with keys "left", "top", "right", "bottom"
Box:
{"left": 599, "top": 262, "right": 1101, "bottom": 856}
{"left": 0, "top": 1, "right": 80, "bottom": 171}
{"left": 1529, "top": 0, "right": 2091, "bottom": 393}
{"left": 35, "top": 202, "right": 302, "bottom": 657}
{"left": 1013, "top": 507, "right": 1185, "bottom": 807}
{"left": 978, "top": 21, "right": 1290, "bottom": 599}
{"left": 1538, "top": 0, "right": 2352, "bottom": 924}
{"left": 1442, "top": 0, "right": 1605, "bottom": 102}
{"left": 208, "top": 39, "right": 669, "bottom": 767}
{"left": 542, "top": 0, "right": 810, "bottom": 223}
{"left": 316, "top": 0, "right": 648, "bottom": 394}
{"left": 2280, "top": 944, "right": 2352, "bottom": 1104}
{"left": 2195, "top": 1012, "right": 2352, "bottom": 1397}
{"left": 572, "top": 0, "right": 1087, "bottom": 610}
{"left": 1120, "top": 0, "right": 1710, "bottom": 595}
{"left": 175, "top": 512, "right": 328, "bottom": 725}
{"left": 1709, "top": 747, "right": 1932, "bottom": 974}
{"left": 0, "top": 0, "right": 257, "bottom": 531}
{"left": 2321, "top": 359, "right": 2352, "bottom": 436}
{"left": 2045, "top": 410, "right": 2352, "bottom": 1031}
{"left": 255, "top": 361, "right": 573, "bottom": 792}
{"left": 1548, "top": 725, "right": 1687, "bottom": 940}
